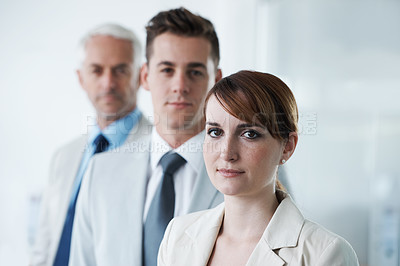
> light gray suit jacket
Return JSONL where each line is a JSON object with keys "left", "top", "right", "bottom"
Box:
{"left": 30, "top": 115, "right": 152, "bottom": 266}
{"left": 159, "top": 193, "right": 359, "bottom": 266}
{"left": 69, "top": 133, "right": 223, "bottom": 266}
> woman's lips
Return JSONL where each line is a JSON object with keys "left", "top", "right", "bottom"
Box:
{"left": 217, "top": 168, "right": 245, "bottom": 178}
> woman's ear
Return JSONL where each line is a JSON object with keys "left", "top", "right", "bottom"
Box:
{"left": 281, "top": 132, "right": 298, "bottom": 163}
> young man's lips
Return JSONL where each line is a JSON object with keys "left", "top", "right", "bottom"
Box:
{"left": 217, "top": 168, "right": 245, "bottom": 177}
{"left": 168, "top": 102, "right": 192, "bottom": 109}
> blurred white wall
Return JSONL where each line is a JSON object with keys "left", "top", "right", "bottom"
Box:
{"left": 254, "top": 1, "right": 400, "bottom": 265}
{"left": 0, "top": 0, "right": 399, "bottom": 265}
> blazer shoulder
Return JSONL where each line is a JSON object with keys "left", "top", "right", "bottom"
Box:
{"left": 298, "top": 220, "right": 359, "bottom": 265}
{"left": 173, "top": 208, "right": 213, "bottom": 227}
{"left": 169, "top": 203, "right": 224, "bottom": 237}
{"left": 53, "top": 135, "right": 87, "bottom": 156}
{"left": 122, "top": 114, "right": 153, "bottom": 145}
{"left": 301, "top": 219, "right": 349, "bottom": 246}
{"left": 47, "top": 135, "right": 87, "bottom": 182}
{"left": 84, "top": 138, "right": 151, "bottom": 195}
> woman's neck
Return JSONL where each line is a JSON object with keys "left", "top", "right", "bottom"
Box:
{"left": 222, "top": 191, "right": 279, "bottom": 242}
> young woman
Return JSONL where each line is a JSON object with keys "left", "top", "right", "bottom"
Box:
{"left": 158, "top": 70, "right": 359, "bottom": 266}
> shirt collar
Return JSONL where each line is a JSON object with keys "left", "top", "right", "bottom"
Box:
{"left": 150, "top": 129, "right": 172, "bottom": 170}
{"left": 87, "top": 108, "right": 142, "bottom": 149}
{"left": 175, "top": 131, "right": 205, "bottom": 174}
{"left": 150, "top": 129, "right": 205, "bottom": 174}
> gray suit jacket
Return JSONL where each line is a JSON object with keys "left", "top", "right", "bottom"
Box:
{"left": 159, "top": 192, "right": 359, "bottom": 266}
{"left": 69, "top": 132, "right": 223, "bottom": 266}
{"left": 30, "top": 115, "right": 152, "bottom": 266}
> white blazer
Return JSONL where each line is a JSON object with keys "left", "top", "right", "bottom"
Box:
{"left": 159, "top": 193, "right": 359, "bottom": 266}
{"left": 30, "top": 115, "right": 152, "bottom": 266}
{"left": 69, "top": 133, "right": 223, "bottom": 266}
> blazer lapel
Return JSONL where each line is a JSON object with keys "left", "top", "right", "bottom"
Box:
{"left": 49, "top": 136, "right": 87, "bottom": 264}
{"left": 247, "top": 240, "right": 285, "bottom": 266}
{"left": 55, "top": 136, "right": 87, "bottom": 224}
{"left": 64, "top": 136, "right": 87, "bottom": 192}
{"left": 247, "top": 192, "right": 304, "bottom": 265}
{"left": 188, "top": 160, "right": 223, "bottom": 212}
{"left": 264, "top": 193, "right": 304, "bottom": 250}
{"left": 123, "top": 140, "right": 151, "bottom": 264}
{"left": 92, "top": 134, "right": 151, "bottom": 265}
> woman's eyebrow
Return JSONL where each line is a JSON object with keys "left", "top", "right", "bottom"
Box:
{"left": 237, "top": 123, "right": 263, "bottom": 129}
{"left": 206, "top": 121, "right": 220, "bottom": 126}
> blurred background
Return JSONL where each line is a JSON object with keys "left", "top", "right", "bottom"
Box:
{"left": 1, "top": 0, "right": 399, "bottom": 265}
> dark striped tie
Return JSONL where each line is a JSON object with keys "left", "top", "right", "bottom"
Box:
{"left": 143, "top": 152, "right": 186, "bottom": 266}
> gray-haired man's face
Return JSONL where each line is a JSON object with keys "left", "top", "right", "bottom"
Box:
{"left": 77, "top": 35, "right": 137, "bottom": 120}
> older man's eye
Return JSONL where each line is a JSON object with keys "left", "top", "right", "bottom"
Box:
{"left": 115, "top": 66, "right": 130, "bottom": 75}
{"left": 92, "top": 67, "right": 102, "bottom": 75}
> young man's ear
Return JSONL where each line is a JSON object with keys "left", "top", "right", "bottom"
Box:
{"left": 215, "top": 69, "right": 222, "bottom": 83}
{"left": 140, "top": 63, "right": 150, "bottom": 91}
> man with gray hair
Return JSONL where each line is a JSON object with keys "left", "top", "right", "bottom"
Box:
{"left": 30, "top": 23, "right": 150, "bottom": 266}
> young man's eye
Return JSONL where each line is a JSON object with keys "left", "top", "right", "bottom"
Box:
{"left": 189, "top": 70, "right": 203, "bottom": 77}
{"left": 207, "top": 128, "right": 223, "bottom": 138}
{"left": 161, "top": 68, "right": 173, "bottom": 74}
{"left": 243, "top": 130, "right": 260, "bottom": 139}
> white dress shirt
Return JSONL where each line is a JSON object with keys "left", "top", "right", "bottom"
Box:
{"left": 143, "top": 129, "right": 205, "bottom": 222}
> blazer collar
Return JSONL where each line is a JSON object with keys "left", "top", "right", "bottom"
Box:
{"left": 247, "top": 192, "right": 305, "bottom": 265}
{"left": 262, "top": 191, "right": 305, "bottom": 250}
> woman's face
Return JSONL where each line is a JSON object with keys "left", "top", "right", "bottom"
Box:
{"left": 203, "top": 95, "right": 285, "bottom": 198}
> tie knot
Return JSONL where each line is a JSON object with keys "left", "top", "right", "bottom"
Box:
{"left": 93, "top": 134, "right": 109, "bottom": 154}
{"left": 159, "top": 152, "right": 186, "bottom": 175}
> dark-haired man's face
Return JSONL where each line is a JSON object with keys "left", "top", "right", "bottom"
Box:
{"left": 141, "top": 33, "right": 221, "bottom": 136}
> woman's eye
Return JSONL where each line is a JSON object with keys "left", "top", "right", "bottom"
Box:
{"left": 207, "top": 128, "right": 222, "bottom": 138}
{"left": 243, "top": 130, "right": 259, "bottom": 139}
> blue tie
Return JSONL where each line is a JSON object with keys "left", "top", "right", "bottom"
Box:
{"left": 53, "top": 134, "right": 109, "bottom": 266}
{"left": 143, "top": 152, "right": 186, "bottom": 266}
